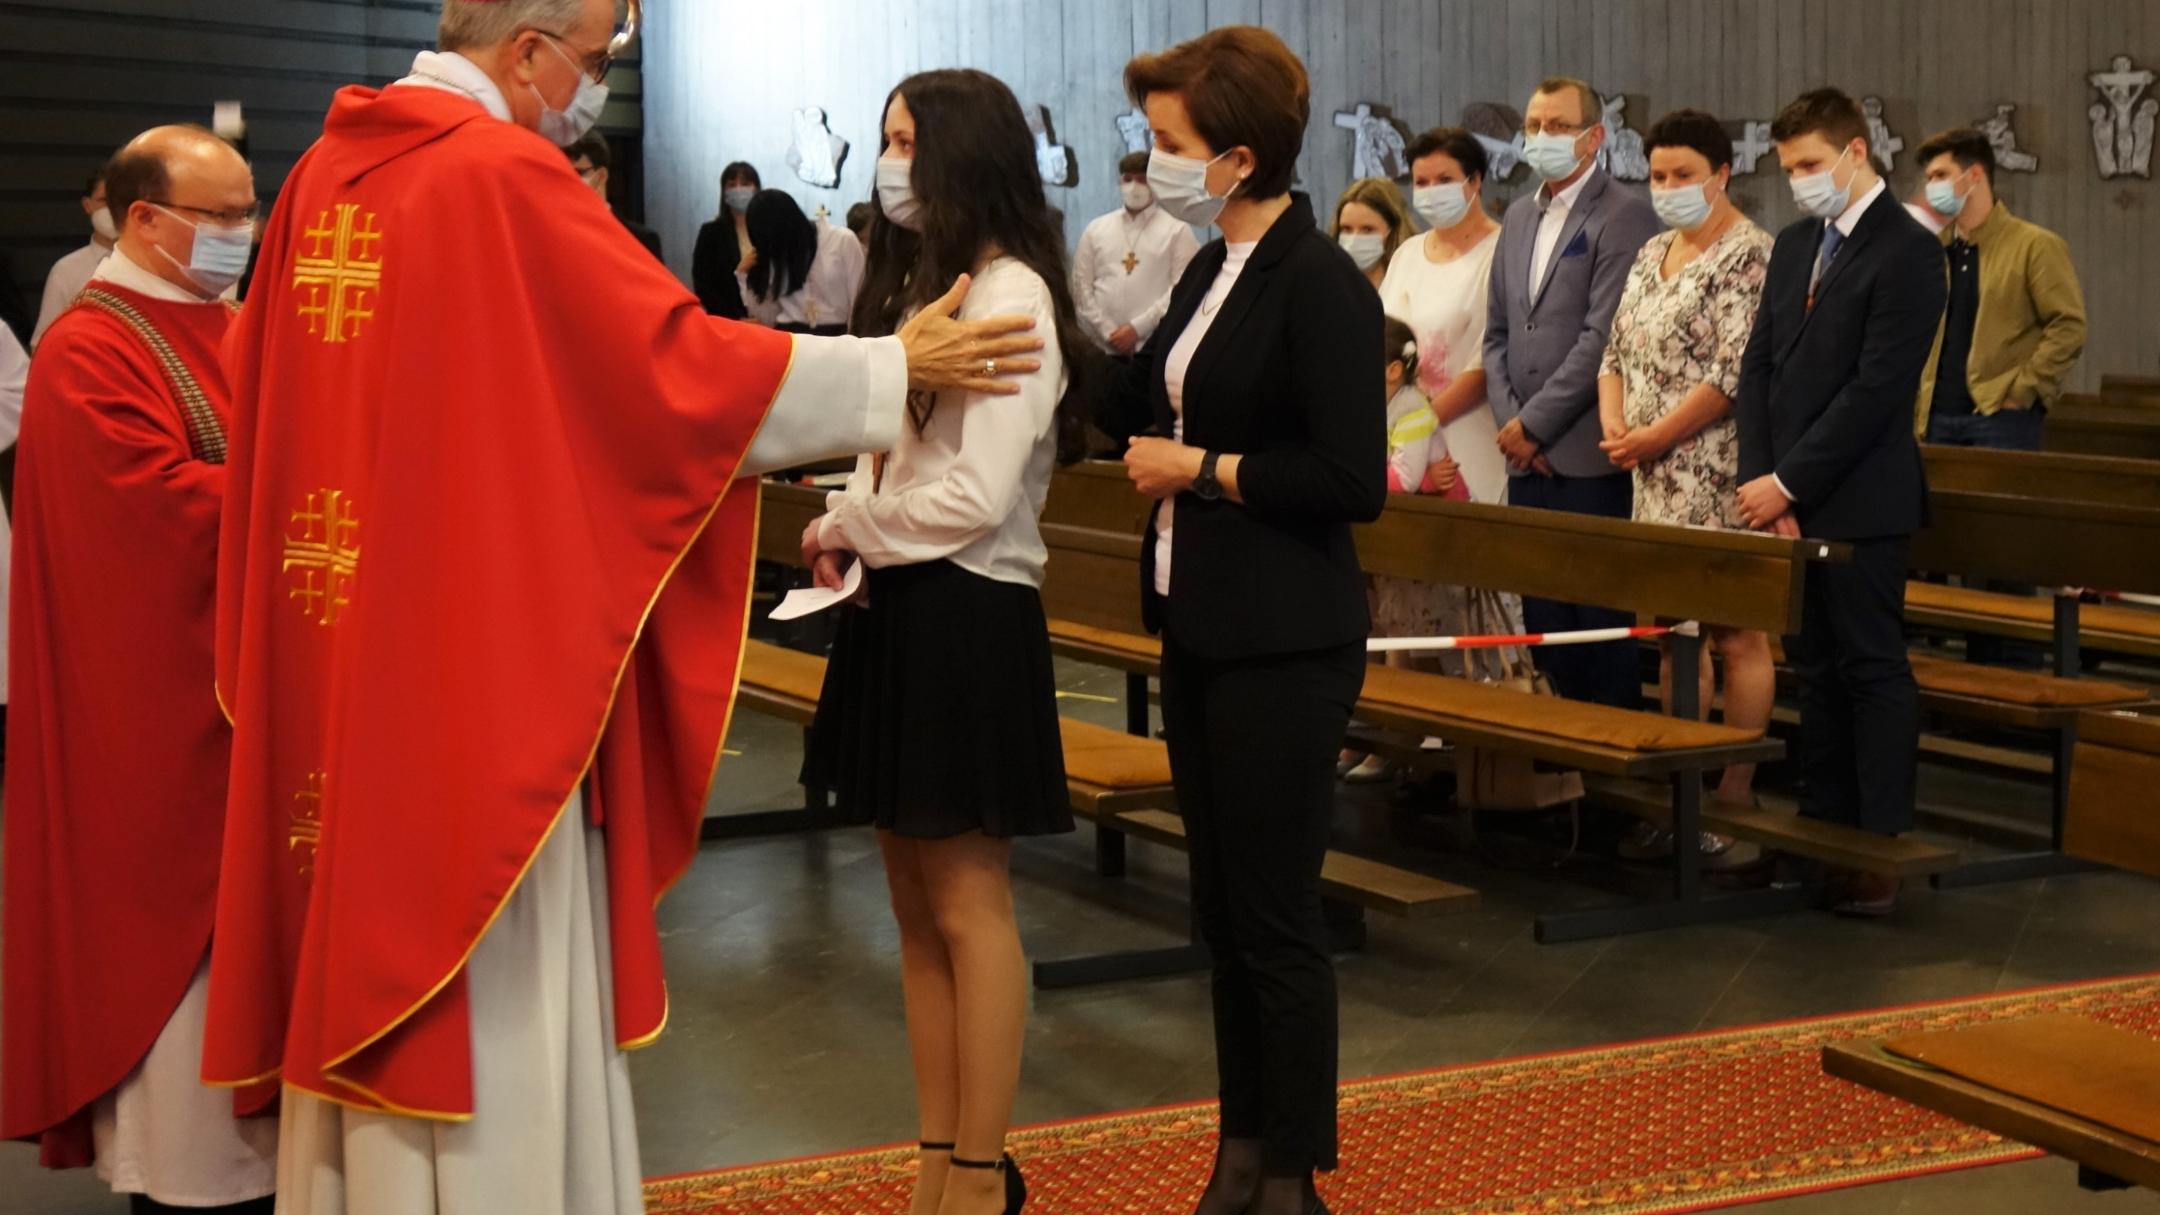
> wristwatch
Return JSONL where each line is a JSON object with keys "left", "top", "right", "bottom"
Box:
{"left": 1193, "top": 451, "right": 1224, "bottom": 501}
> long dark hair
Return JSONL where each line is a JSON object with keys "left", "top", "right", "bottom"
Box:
{"left": 852, "top": 69, "right": 1096, "bottom": 464}
{"left": 744, "top": 190, "right": 817, "bottom": 301}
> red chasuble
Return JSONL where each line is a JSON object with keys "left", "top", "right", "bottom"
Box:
{"left": 2, "top": 283, "right": 235, "bottom": 1165}
{"left": 202, "top": 84, "right": 792, "bottom": 1118}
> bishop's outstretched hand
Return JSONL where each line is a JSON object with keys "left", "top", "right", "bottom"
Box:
{"left": 897, "top": 274, "right": 1045, "bottom": 397}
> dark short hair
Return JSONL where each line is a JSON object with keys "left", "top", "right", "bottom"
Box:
{"left": 84, "top": 168, "right": 107, "bottom": 197}
{"left": 845, "top": 201, "right": 874, "bottom": 232}
{"left": 1534, "top": 76, "right": 1601, "bottom": 127}
{"left": 720, "top": 160, "right": 760, "bottom": 189}
{"left": 1916, "top": 127, "right": 1996, "bottom": 186}
{"left": 1118, "top": 150, "right": 1149, "bottom": 176}
{"left": 1770, "top": 88, "right": 1870, "bottom": 155}
{"left": 104, "top": 136, "right": 178, "bottom": 235}
{"left": 562, "top": 132, "right": 611, "bottom": 171}
{"left": 1405, "top": 126, "right": 1488, "bottom": 183}
{"left": 1644, "top": 109, "right": 1734, "bottom": 172}
{"left": 1124, "top": 25, "right": 1310, "bottom": 200}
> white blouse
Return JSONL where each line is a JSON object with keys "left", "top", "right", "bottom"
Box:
{"left": 1153, "top": 239, "right": 1257, "bottom": 597}
{"left": 738, "top": 220, "right": 866, "bottom": 331}
{"left": 1378, "top": 228, "right": 1506, "bottom": 504}
{"left": 815, "top": 258, "right": 1068, "bottom": 588}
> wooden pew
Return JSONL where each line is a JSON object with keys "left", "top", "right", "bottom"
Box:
{"left": 1822, "top": 708, "right": 2160, "bottom": 1195}
{"left": 2045, "top": 394, "right": 2160, "bottom": 460}
{"left": 1904, "top": 469, "right": 2160, "bottom": 884}
{"left": 743, "top": 485, "right": 1479, "bottom": 985}
{"left": 1030, "top": 467, "right": 1965, "bottom": 943}
{"left": 2099, "top": 374, "right": 2160, "bottom": 402}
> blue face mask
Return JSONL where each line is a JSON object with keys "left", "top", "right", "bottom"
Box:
{"left": 1523, "top": 130, "right": 1586, "bottom": 182}
{"left": 1651, "top": 180, "right": 1718, "bottom": 231}
{"left": 152, "top": 205, "right": 252, "bottom": 297}
{"left": 1925, "top": 176, "right": 1970, "bottom": 218}
{"left": 1790, "top": 144, "right": 1856, "bottom": 220}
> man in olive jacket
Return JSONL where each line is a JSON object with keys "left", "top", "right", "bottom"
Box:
{"left": 1911, "top": 127, "right": 2087, "bottom": 449}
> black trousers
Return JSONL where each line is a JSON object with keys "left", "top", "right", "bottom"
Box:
{"left": 1789, "top": 535, "right": 1918, "bottom": 836}
{"left": 1505, "top": 470, "right": 1640, "bottom": 709}
{"left": 1160, "top": 630, "right": 1364, "bottom": 1175}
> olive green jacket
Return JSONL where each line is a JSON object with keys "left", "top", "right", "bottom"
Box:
{"left": 1915, "top": 202, "right": 2087, "bottom": 434}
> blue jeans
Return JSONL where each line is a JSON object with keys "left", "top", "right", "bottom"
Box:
{"left": 1926, "top": 406, "right": 2045, "bottom": 451}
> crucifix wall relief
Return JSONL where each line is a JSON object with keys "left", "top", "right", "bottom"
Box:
{"left": 1974, "top": 103, "right": 2038, "bottom": 173}
{"left": 2090, "top": 55, "right": 2157, "bottom": 180}
{"left": 1028, "top": 105, "right": 1076, "bottom": 187}
{"left": 1596, "top": 95, "right": 1649, "bottom": 181}
{"left": 787, "top": 106, "right": 848, "bottom": 188}
{"left": 1115, "top": 109, "right": 1153, "bottom": 155}
{"left": 1332, "top": 102, "right": 1411, "bottom": 180}
{"left": 1862, "top": 96, "right": 1904, "bottom": 170}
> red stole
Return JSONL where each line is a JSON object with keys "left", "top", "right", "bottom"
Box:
{"left": 2, "top": 283, "right": 235, "bottom": 1163}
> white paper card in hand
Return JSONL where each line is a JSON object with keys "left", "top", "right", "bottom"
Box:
{"left": 769, "top": 558, "right": 863, "bottom": 620}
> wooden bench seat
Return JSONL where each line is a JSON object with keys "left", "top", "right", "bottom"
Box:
{"left": 733, "top": 641, "right": 1477, "bottom": 922}
{"left": 1828, "top": 722, "right": 2160, "bottom": 1193}
{"left": 1906, "top": 582, "right": 2160, "bottom": 661}
{"left": 1586, "top": 777, "right": 1960, "bottom": 877}
{"left": 1825, "top": 1027, "right": 2160, "bottom": 1191}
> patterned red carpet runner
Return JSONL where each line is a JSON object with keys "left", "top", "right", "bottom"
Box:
{"left": 644, "top": 973, "right": 2160, "bottom": 1214}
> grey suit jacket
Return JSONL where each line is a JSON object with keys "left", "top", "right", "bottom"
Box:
{"left": 1481, "top": 169, "right": 1661, "bottom": 479}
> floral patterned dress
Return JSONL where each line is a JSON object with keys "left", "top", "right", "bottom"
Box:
{"left": 1600, "top": 220, "right": 1772, "bottom": 530}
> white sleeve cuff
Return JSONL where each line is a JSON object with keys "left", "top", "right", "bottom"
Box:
{"left": 739, "top": 334, "right": 907, "bottom": 476}
{"left": 1771, "top": 474, "right": 1796, "bottom": 503}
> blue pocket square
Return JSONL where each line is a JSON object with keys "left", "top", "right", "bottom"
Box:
{"left": 1561, "top": 231, "right": 1590, "bottom": 258}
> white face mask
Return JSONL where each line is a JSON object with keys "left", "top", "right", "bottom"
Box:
{"left": 1412, "top": 182, "right": 1470, "bottom": 230}
{"left": 151, "top": 204, "right": 252, "bottom": 297}
{"left": 877, "top": 156, "right": 922, "bottom": 231}
{"left": 1147, "top": 147, "right": 1238, "bottom": 227}
{"left": 1790, "top": 144, "right": 1856, "bottom": 220}
{"left": 1924, "top": 175, "right": 1970, "bottom": 218}
{"left": 90, "top": 206, "right": 117, "bottom": 242}
{"left": 1337, "top": 232, "right": 1387, "bottom": 271}
{"left": 529, "top": 34, "right": 609, "bottom": 146}
{"left": 723, "top": 185, "right": 758, "bottom": 213}
{"left": 1119, "top": 180, "right": 1154, "bottom": 212}
{"left": 1523, "top": 130, "right": 1586, "bottom": 182}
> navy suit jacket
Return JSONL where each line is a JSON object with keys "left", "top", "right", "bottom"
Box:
{"left": 1735, "top": 191, "right": 1947, "bottom": 541}
{"left": 1482, "top": 168, "right": 1661, "bottom": 479}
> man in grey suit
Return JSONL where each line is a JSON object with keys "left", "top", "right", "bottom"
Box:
{"left": 1483, "top": 76, "right": 1661, "bottom": 708}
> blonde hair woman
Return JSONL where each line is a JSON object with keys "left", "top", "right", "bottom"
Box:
{"left": 1330, "top": 176, "right": 1412, "bottom": 289}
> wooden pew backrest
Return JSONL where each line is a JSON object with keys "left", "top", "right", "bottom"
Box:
{"left": 1912, "top": 490, "right": 2160, "bottom": 594}
{"left": 1922, "top": 445, "right": 2160, "bottom": 510}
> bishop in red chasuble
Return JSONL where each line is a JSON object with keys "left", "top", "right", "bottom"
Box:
{"left": 3, "top": 126, "right": 278, "bottom": 1211}
{"left": 199, "top": 3, "right": 1043, "bottom": 1211}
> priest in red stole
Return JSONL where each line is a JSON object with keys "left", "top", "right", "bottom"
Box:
{"left": 200, "top": 1, "right": 1043, "bottom": 1210}
{"left": 3, "top": 126, "right": 278, "bottom": 1213}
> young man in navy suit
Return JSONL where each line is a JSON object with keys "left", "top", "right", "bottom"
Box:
{"left": 1735, "top": 88, "right": 1948, "bottom": 915}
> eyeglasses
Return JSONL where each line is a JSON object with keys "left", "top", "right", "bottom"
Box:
{"left": 533, "top": 0, "right": 639, "bottom": 87}
{"left": 151, "top": 200, "right": 261, "bottom": 227}
{"left": 1523, "top": 119, "right": 1588, "bottom": 137}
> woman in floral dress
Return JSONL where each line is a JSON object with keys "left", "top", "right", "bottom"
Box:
{"left": 1596, "top": 109, "right": 1773, "bottom": 860}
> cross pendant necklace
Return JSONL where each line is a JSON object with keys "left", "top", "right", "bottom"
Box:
{"left": 1122, "top": 249, "right": 1140, "bottom": 275}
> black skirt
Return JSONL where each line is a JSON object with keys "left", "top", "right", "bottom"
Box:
{"left": 801, "top": 560, "right": 1073, "bottom": 839}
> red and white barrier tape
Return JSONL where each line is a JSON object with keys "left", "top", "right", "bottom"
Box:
{"left": 1368, "top": 622, "right": 1695, "bottom": 654}
{"left": 2097, "top": 591, "right": 2160, "bottom": 609}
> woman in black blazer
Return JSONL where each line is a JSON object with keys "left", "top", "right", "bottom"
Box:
{"left": 690, "top": 160, "right": 760, "bottom": 319}
{"left": 1106, "top": 27, "right": 1385, "bottom": 1215}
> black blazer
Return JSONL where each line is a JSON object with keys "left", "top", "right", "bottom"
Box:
{"left": 1099, "top": 197, "right": 1387, "bottom": 660}
{"left": 691, "top": 217, "right": 748, "bottom": 319}
{"left": 1735, "top": 192, "right": 1947, "bottom": 541}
